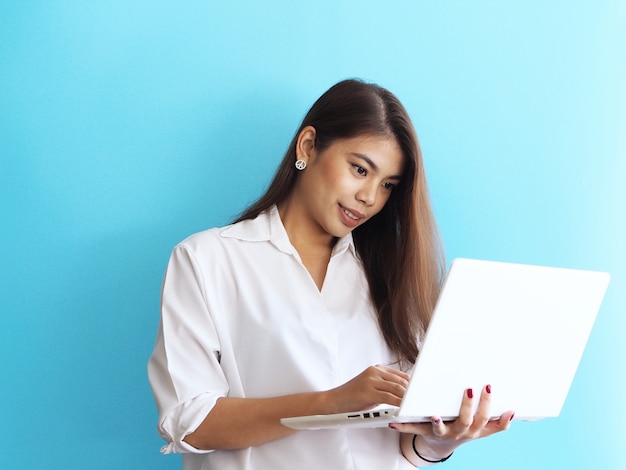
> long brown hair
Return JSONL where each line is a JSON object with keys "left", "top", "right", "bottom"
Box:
{"left": 235, "top": 79, "right": 445, "bottom": 365}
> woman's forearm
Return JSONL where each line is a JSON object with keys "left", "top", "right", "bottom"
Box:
{"left": 183, "top": 392, "right": 331, "bottom": 450}
{"left": 184, "top": 365, "right": 410, "bottom": 451}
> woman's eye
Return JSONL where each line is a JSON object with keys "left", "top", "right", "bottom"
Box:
{"left": 353, "top": 165, "right": 367, "bottom": 175}
{"left": 383, "top": 182, "right": 396, "bottom": 190}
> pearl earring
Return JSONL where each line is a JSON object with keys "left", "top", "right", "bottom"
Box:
{"left": 295, "top": 159, "right": 307, "bottom": 170}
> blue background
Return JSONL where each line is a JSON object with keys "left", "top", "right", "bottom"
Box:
{"left": 1, "top": 1, "right": 624, "bottom": 468}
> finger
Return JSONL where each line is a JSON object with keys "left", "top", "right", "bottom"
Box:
{"left": 497, "top": 411, "right": 515, "bottom": 431}
{"left": 375, "top": 390, "right": 404, "bottom": 407}
{"left": 372, "top": 374, "right": 407, "bottom": 395}
{"left": 388, "top": 422, "right": 433, "bottom": 435}
{"left": 430, "top": 416, "right": 446, "bottom": 437}
{"left": 377, "top": 376, "right": 409, "bottom": 397}
{"left": 452, "top": 388, "right": 475, "bottom": 432}
{"left": 371, "top": 368, "right": 409, "bottom": 402}
{"left": 360, "top": 381, "right": 405, "bottom": 407}
{"left": 471, "top": 384, "right": 493, "bottom": 431}
{"left": 375, "top": 365, "right": 411, "bottom": 384}
{"left": 479, "top": 410, "right": 515, "bottom": 438}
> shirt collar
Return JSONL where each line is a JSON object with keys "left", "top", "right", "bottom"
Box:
{"left": 220, "top": 205, "right": 356, "bottom": 258}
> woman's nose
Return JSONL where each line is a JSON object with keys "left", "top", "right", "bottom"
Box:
{"left": 356, "top": 183, "right": 377, "bottom": 206}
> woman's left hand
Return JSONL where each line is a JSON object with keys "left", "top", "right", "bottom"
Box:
{"left": 389, "top": 384, "right": 514, "bottom": 466}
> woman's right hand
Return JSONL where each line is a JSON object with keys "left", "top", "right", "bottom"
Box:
{"left": 325, "top": 365, "right": 411, "bottom": 414}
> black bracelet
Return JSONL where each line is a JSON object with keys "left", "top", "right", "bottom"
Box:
{"left": 412, "top": 434, "right": 453, "bottom": 463}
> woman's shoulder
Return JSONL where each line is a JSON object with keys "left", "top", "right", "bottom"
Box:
{"left": 176, "top": 225, "right": 226, "bottom": 251}
{"left": 174, "top": 211, "right": 272, "bottom": 253}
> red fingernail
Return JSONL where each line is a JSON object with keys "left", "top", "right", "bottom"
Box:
{"left": 467, "top": 388, "right": 473, "bottom": 399}
{"left": 509, "top": 412, "right": 515, "bottom": 422}
{"left": 431, "top": 417, "right": 441, "bottom": 425}
{"left": 486, "top": 384, "right": 491, "bottom": 394}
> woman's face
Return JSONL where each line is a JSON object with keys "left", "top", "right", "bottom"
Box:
{"left": 291, "top": 130, "right": 405, "bottom": 240}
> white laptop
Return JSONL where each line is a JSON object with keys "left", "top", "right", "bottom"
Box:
{"left": 281, "top": 258, "right": 610, "bottom": 430}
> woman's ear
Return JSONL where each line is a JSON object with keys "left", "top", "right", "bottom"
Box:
{"left": 295, "top": 126, "right": 316, "bottom": 165}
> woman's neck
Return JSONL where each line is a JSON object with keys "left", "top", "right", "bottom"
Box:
{"left": 276, "top": 200, "right": 336, "bottom": 254}
{"left": 277, "top": 200, "right": 336, "bottom": 291}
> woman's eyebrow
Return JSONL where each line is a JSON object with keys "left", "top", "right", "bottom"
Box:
{"left": 350, "top": 152, "right": 403, "bottom": 180}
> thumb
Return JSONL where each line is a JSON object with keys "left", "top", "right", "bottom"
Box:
{"left": 430, "top": 417, "right": 446, "bottom": 437}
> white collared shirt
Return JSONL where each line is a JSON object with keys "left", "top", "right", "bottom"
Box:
{"left": 148, "top": 206, "right": 415, "bottom": 469}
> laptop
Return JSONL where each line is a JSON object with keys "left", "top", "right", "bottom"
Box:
{"left": 281, "top": 258, "right": 610, "bottom": 430}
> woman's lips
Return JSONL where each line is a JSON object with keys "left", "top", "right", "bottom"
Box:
{"left": 339, "top": 204, "right": 365, "bottom": 227}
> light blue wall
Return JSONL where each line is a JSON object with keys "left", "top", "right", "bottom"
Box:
{"left": 1, "top": 1, "right": 624, "bottom": 468}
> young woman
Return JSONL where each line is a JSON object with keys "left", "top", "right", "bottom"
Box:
{"left": 148, "top": 79, "right": 514, "bottom": 469}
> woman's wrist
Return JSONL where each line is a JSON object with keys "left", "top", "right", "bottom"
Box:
{"left": 411, "top": 434, "right": 454, "bottom": 464}
{"left": 402, "top": 433, "right": 455, "bottom": 466}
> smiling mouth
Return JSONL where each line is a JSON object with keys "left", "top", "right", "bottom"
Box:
{"left": 343, "top": 208, "right": 359, "bottom": 220}
{"left": 340, "top": 204, "right": 365, "bottom": 221}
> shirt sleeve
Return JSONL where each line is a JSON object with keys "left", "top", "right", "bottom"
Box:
{"left": 148, "top": 243, "right": 229, "bottom": 454}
